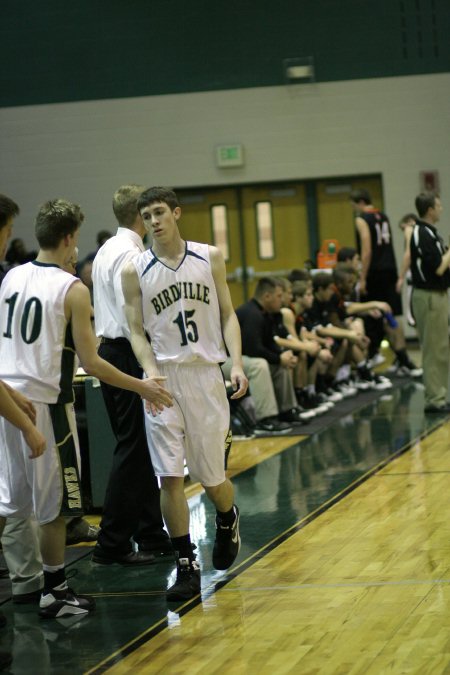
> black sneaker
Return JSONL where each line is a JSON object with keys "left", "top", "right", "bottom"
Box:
{"left": 212, "top": 505, "right": 241, "bottom": 570}
{"left": 315, "top": 391, "right": 334, "bottom": 410}
{"left": 424, "top": 403, "right": 450, "bottom": 414}
{"left": 297, "top": 390, "right": 331, "bottom": 415}
{"left": 279, "top": 407, "right": 311, "bottom": 424}
{"left": 254, "top": 417, "right": 292, "bottom": 434}
{"left": 356, "top": 366, "right": 392, "bottom": 391}
{"left": 39, "top": 587, "right": 95, "bottom": 619}
{"left": 66, "top": 517, "right": 100, "bottom": 545}
{"left": 321, "top": 386, "right": 344, "bottom": 402}
{"left": 399, "top": 361, "right": 423, "bottom": 378}
{"left": 166, "top": 558, "right": 201, "bottom": 601}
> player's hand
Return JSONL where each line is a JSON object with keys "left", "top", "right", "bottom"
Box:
{"left": 280, "top": 350, "right": 297, "bottom": 369}
{"left": 377, "top": 302, "right": 392, "bottom": 314}
{"left": 305, "top": 341, "right": 321, "bottom": 357}
{"left": 357, "top": 335, "right": 370, "bottom": 350}
{"left": 8, "top": 389, "right": 36, "bottom": 424}
{"left": 140, "top": 376, "right": 173, "bottom": 416}
{"left": 395, "top": 277, "right": 404, "bottom": 293}
{"left": 229, "top": 366, "right": 248, "bottom": 400}
{"left": 319, "top": 348, "right": 333, "bottom": 364}
{"left": 23, "top": 425, "right": 46, "bottom": 459}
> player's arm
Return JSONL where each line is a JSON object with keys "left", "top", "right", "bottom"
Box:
{"left": 2, "top": 381, "right": 37, "bottom": 424}
{"left": 435, "top": 248, "right": 450, "bottom": 276}
{"left": 0, "top": 381, "right": 46, "bottom": 459}
{"left": 416, "top": 227, "right": 450, "bottom": 277}
{"left": 355, "top": 216, "right": 371, "bottom": 294}
{"left": 301, "top": 326, "right": 329, "bottom": 346}
{"left": 112, "top": 251, "right": 137, "bottom": 330}
{"left": 121, "top": 262, "right": 161, "bottom": 379}
{"left": 396, "top": 225, "right": 412, "bottom": 292}
{"left": 316, "top": 323, "right": 364, "bottom": 347}
{"left": 210, "top": 246, "right": 248, "bottom": 399}
{"left": 281, "top": 306, "right": 297, "bottom": 336}
{"left": 434, "top": 242, "right": 450, "bottom": 276}
{"left": 273, "top": 332, "right": 320, "bottom": 356}
{"left": 345, "top": 300, "right": 391, "bottom": 315}
{"left": 276, "top": 307, "right": 306, "bottom": 351}
{"left": 66, "top": 279, "right": 172, "bottom": 409}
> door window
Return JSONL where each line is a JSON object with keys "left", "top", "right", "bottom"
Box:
{"left": 255, "top": 201, "right": 275, "bottom": 260}
{"left": 210, "top": 204, "right": 230, "bottom": 261}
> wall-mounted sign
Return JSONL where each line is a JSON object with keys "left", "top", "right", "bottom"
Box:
{"left": 216, "top": 144, "right": 244, "bottom": 168}
{"left": 419, "top": 170, "right": 440, "bottom": 193}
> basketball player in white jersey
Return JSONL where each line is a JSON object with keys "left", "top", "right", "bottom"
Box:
{"left": 0, "top": 199, "right": 173, "bottom": 619}
{"left": 122, "top": 187, "right": 248, "bottom": 601}
{"left": 0, "top": 193, "right": 46, "bottom": 606}
{"left": 0, "top": 380, "right": 45, "bottom": 662}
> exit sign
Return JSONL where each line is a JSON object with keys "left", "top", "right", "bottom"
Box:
{"left": 216, "top": 144, "right": 244, "bottom": 168}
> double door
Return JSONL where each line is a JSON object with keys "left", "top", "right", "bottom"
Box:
{"left": 178, "top": 183, "right": 310, "bottom": 307}
{"left": 177, "top": 176, "right": 383, "bottom": 308}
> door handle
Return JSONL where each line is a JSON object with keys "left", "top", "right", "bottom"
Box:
{"left": 227, "top": 267, "right": 243, "bottom": 282}
{"left": 252, "top": 268, "right": 291, "bottom": 279}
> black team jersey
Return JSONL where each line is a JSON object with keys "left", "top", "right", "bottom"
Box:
{"left": 356, "top": 209, "right": 397, "bottom": 274}
{"left": 303, "top": 299, "right": 332, "bottom": 331}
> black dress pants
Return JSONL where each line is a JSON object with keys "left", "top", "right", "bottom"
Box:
{"left": 97, "top": 339, "right": 165, "bottom": 553}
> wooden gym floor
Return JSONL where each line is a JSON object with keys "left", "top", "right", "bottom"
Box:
{"left": 1, "top": 376, "right": 450, "bottom": 674}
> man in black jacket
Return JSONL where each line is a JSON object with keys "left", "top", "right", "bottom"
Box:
{"left": 236, "top": 277, "right": 306, "bottom": 425}
{"left": 410, "top": 192, "right": 450, "bottom": 413}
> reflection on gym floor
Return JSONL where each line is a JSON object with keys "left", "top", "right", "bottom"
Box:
{"left": 0, "top": 379, "right": 447, "bottom": 674}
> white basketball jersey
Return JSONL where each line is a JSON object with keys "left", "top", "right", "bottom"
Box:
{"left": 133, "top": 242, "right": 227, "bottom": 364}
{"left": 0, "top": 262, "right": 78, "bottom": 403}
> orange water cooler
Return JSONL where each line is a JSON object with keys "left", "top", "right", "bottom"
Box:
{"left": 317, "top": 239, "right": 339, "bottom": 269}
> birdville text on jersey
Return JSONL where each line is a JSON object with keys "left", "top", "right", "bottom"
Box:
{"left": 151, "top": 282, "right": 210, "bottom": 315}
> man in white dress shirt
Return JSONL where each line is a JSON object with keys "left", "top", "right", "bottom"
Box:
{"left": 92, "top": 185, "right": 172, "bottom": 565}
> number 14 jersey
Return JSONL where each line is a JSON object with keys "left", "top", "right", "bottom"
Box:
{"left": 356, "top": 209, "right": 397, "bottom": 273}
{"left": 133, "top": 242, "right": 227, "bottom": 365}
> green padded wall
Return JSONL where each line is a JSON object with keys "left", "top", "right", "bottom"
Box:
{"left": 1, "top": 0, "right": 449, "bottom": 107}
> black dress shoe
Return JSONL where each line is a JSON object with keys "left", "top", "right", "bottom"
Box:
{"left": 424, "top": 403, "right": 450, "bottom": 414}
{"left": 92, "top": 546, "right": 156, "bottom": 566}
{"left": 138, "top": 540, "right": 198, "bottom": 557}
{"left": 138, "top": 538, "right": 174, "bottom": 556}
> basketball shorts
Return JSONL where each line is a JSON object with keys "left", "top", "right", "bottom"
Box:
{"left": 0, "top": 401, "right": 83, "bottom": 524}
{"left": 366, "top": 270, "right": 403, "bottom": 316}
{"left": 144, "top": 362, "right": 230, "bottom": 487}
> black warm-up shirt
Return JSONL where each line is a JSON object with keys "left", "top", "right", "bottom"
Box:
{"left": 236, "top": 299, "right": 282, "bottom": 365}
